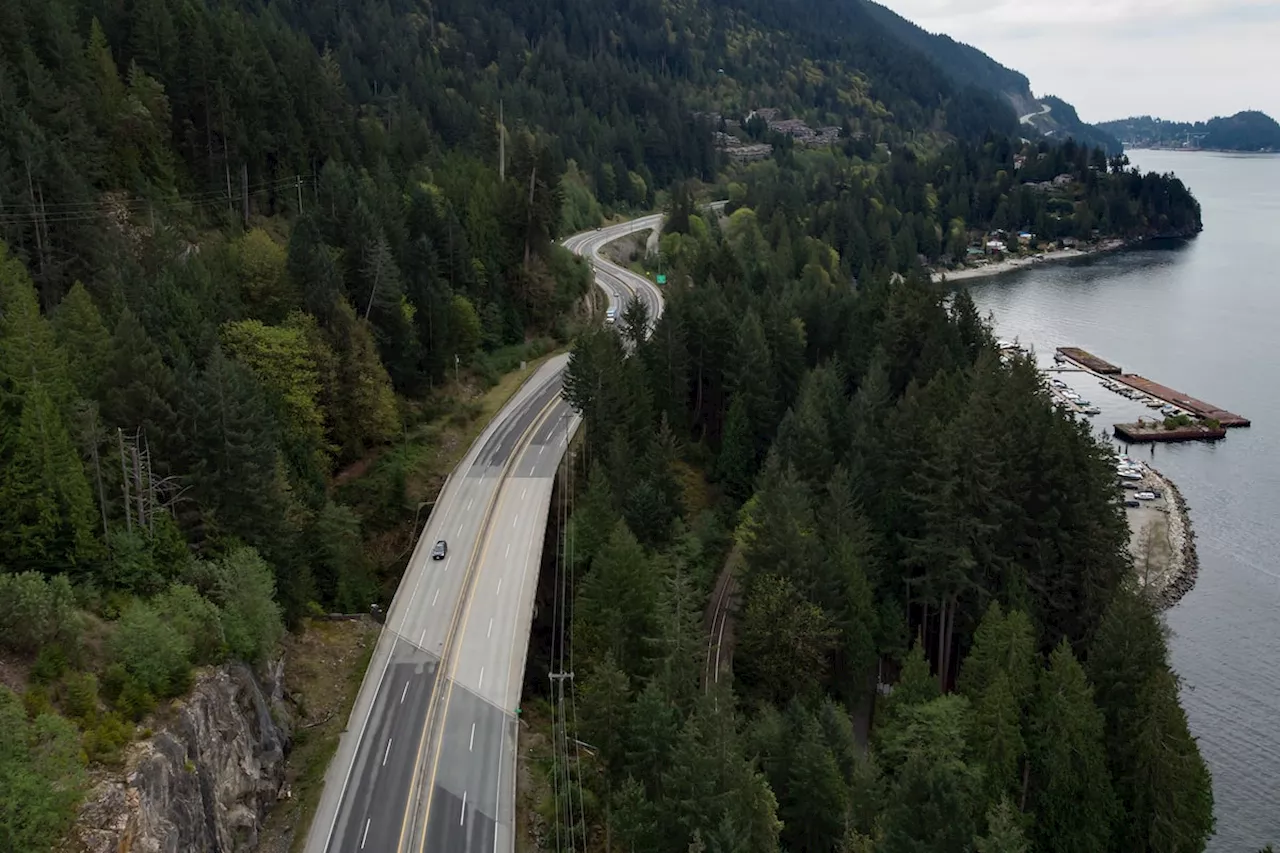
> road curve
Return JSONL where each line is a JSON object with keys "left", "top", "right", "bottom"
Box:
{"left": 303, "top": 212, "right": 668, "bottom": 853}
{"left": 561, "top": 214, "right": 667, "bottom": 324}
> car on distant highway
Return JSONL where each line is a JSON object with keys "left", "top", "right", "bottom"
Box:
{"left": 431, "top": 540, "right": 447, "bottom": 560}
{"left": 1134, "top": 491, "right": 1157, "bottom": 501}
{"left": 605, "top": 307, "right": 617, "bottom": 324}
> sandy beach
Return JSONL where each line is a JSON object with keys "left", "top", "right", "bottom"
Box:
{"left": 1124, "top": 460, "right": 1200, "bottom": 609}
{"left": 931, "top": 238, "right": 1127, "bottom": 283}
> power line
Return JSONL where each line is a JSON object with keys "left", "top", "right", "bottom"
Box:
{"left": 0, "top": 174, "right": 316, "bottom": 225}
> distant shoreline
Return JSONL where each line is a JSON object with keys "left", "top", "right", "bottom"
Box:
{"left": 930, "top": 238, "right": 1128, "bottom": 284}
{"left": 1124, "top": 145, "right": 1279, "bottom": 155}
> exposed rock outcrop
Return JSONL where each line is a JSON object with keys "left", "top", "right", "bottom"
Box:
{"left": 74, "top": 662, "right": 291, "bottom": 853}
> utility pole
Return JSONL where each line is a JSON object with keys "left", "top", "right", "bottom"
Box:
{"left": 296, "top": 174, "right": 304, "bottom": 215}
{"left": 498, "top": 100, "right": 505, "bottom": 183}
{"left": 454, "top": 353, "right": 460, "bottom": 386}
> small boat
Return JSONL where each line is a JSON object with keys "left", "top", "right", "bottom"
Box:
{"left": 1118, "top": 470, "right": 1143, "bottom": 481}
{"left": 1145, "top": 400, "right": 1163, "bottom": 409}
{"left": 1083, "top": 406, "right": 1101, "bottom": 415}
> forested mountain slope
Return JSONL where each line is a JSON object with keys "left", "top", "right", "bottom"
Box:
{"left": 556, "top": 154, "right": 1214, "bottom": 853}
{"left": 0, "top": 0, "right": 1210, "bottom": 850}
{"left": 1099, "top": 111, "right": 1280, "bottom": 152}
{"left": 858, "top": 0, "right": 1123, "bottom": 154}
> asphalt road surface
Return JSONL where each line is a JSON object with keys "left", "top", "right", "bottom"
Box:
{"left": 304, "top": 215, "right": 663, "bottom": 853}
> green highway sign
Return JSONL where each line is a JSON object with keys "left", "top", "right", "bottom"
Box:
{"left": 656, "top": 274, "right": 666, "bottom": 284}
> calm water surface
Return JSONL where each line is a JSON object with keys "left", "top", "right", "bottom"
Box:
{"left": 968, "top": 150, "right": 1280, "bottom": 851}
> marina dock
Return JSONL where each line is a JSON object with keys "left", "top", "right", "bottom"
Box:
{"left": 1114, "top": 421, "right": 1228, "bottom": 443}
{"left": 1054, "top": 346, "right": 1250, "bottom": 430}
{"left": 1056, "top": 347, "right": 1122, "bottom": 374}
{"left": 1112, "top": 375, "right": 1251, "bottom": 427}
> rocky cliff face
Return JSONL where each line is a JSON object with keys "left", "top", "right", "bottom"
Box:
{"left": 74, "top": 662, "right": 292, "bottom": 853}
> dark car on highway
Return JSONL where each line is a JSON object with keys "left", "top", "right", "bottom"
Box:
{"left": 431, "top": 540, "right": 447, "bottom": 560}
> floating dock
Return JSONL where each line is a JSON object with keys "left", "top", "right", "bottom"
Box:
{"left": 1114, "top": 422, "right": 1227, "bottom": 443}
{"left": 1055, "top": 346, "right": 1250, "bottom": 428}
{"left": 1112, "top": 375, "right": 1251, "bottom": 428}
{"left": 1056, "top": 347, "right": 1121, "bottom": 374}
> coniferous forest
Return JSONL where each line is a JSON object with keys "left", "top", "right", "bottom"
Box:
{"left": 0, "top": 0, "right": 1216, "bottom": 850}
{"left": 559, "top": 171, "right": 1214, "bottom": 851}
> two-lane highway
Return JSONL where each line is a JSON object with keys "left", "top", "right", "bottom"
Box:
{"left": 305, "top": 214, "right": 664, "bottom": 853}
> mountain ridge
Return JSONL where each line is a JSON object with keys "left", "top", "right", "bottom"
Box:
{"left": 856, "top": 0, "right": 1122, "bottom": 154}
{"left": 1098, "top": 110, "right": 1280, "bottom": 152}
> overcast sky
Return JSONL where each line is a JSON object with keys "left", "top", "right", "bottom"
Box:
{"left": 877, "top": 0, "right": 1280, "bottom": 123}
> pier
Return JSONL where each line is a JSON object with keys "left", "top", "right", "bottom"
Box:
{"left": 1114, "top": 421, "right": 1227, "bottom": 443}
{"left": 1112, "top": 375, "right": 1251, "bottom": 428}
{"left": 1055, "top": 347, "right": 1121, "bottom": 374}
{"left": 1055, "top": 346, "right": 1250, "bottom": 430}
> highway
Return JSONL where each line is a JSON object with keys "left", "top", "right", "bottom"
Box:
{"left": 304, "top": 213, "right": 664, "bottom": 853}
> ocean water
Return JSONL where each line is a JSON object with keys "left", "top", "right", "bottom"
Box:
{"left": 967, "top": 149, "right": 1280, "bottom": 852}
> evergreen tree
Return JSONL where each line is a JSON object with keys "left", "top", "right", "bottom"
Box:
{"left": 879, "top": 695, "right": 983, "bottom": 853}
{"left": 0, "top": 244, "right": 74, "bottom": 418}
{"left": 1087, "top": 588, "right": 1213, "bottom": 852}
{"left": 716, "top": 394, "right": 756, "bottom": 500}
{"left": 0, "top": 384, "right": 100, "bottom": 574}
{"left": 101, "top": 308, "right": 177, "bottom": 445}
{"left": 175, "top": 348, "right": 284, "bottom": 550}
{"left": 737, "top": 573, "right": 837, "bottom": 704}
{"left": 574, "top": 521, "right": 660, "bottom": 680}
{"left": 974, "top": 797, "right": 1029, "bottom": 853}
{"left": 51, "top": 282, "right": 112, "bottom": 401}
{"left": 1027, "top": 640, "right": 1116, "bottom": 853}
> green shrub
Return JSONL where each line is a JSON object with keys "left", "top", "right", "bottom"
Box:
{"left": 208, "top": 548, "right": 285, "bottom": 665}
{"left": 115, "top": 676, "right": 157, "bottom": 722}
{"left": 99, "top": 663, "right": 128, "bottom": 704}
{"left": 0, "top": 571, "right": 80, "bottom": 653}
{"left": 108, "top": 600, "right": 193, "bottom": 699}
{"left": 30, "top": 645, "right": 69, "bottom": 685}
{"left": 83, "top": 712, "right": 132, "bottom": 765}
{"left": 61, "top": 672, "right": 100, "bottom": 725}
{"left": 22, "top": 684, "right": 52, "bottom": 718}
{"left": 0, "top": 688, "right": 88, "bottom": 851}
{"left": 104, "top": 528, "right": 164, "bottom": 596}
{"left": 154, "top": 583, "right": 226, "bottom": 665}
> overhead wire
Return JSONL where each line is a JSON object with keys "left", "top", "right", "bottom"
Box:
{"left": 0, "top": 174, "right": 315, "bottom": 225}
{"left": 549, "top": 451, "right": 565, "bottom": 853}
{"left": 567, "top": 432, "right": 588, "bottom": 852}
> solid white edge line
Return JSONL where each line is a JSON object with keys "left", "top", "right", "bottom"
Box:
{"left": 319, "top": 633, "right": 396, "bottom": 853}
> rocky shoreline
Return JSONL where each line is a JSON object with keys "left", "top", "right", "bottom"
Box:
{"left": 1154, "top": 466, "right": 1201, "bottom": 609}
{"left": 1134, "top": 462, "right": 1201, "bottom": 610}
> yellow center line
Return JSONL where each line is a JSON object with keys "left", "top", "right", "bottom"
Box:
{"left": 393, "top": 381, "right": 563, "bottom": 853}
{"left": 415, "top": 395, "right": 565, "bottom": 849}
